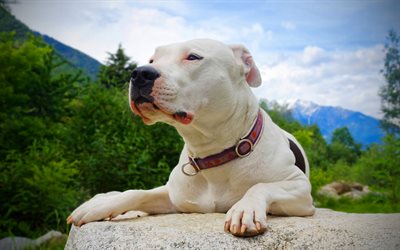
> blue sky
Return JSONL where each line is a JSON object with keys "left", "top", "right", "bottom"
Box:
{"left": 9, "top": 0, "right": 400, "bottom": 118}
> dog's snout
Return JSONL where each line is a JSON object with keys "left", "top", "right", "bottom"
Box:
{"left": 130, "top": 66, "right": 160, "bottom": 104}
{"left": 131, "top": 66, "right": 160, "bottom": 87}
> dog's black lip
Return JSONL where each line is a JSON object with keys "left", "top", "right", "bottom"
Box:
{"left": 135, "top": 96, "right": 154, "bottom": 104}
{"left": 133, "top": 98, "right": 159, "bottom": 111}
{"left": 174, "top": 111, "right": 188, "bottom": 118}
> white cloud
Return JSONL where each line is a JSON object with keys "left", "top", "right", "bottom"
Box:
{"left": 301, "top": 46, "right": 327, "bottom": 65}
{"left": 10, "top": 2, "right": 184, "bottom": 63}
{"left": 281, "top": 21, "right": 296, "bottom": 30}
{"left": 132, "top": 0, "right": 190, "bottom": 16}
{"left": 11, "top": 1, "right": 274, "bottom": 64}
{"left": 9, "top": 1, "right": 388, "bottom": 119}
{"left": 253, "top": 45, "right": 385, "bottom": 118}
{"left": 73, "top": 8, "right": 271, "bottom": 65}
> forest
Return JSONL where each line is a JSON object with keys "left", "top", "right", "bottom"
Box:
{"left": 0, "top": 18, "right": 399, "bottom": 245}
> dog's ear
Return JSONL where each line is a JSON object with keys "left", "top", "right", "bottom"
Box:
{"left": 230, "top": 44, "right": 262, "bottom": 87}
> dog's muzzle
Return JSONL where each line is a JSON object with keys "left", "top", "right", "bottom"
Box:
{"left": 130, "top": 66, "right": 160, "bottom": 104}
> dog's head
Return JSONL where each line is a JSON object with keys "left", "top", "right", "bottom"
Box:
{"left": 129, "top": 39, "right": 261, "bottom": 126}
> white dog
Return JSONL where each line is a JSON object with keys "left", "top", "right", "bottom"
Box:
{"left": 67, "top": 39, "right": 315, "bottom": 237}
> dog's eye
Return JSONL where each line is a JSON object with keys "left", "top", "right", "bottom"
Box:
{"left": 186, "top": 54, "right": 203, "bottom": 61}
{"left": 149, "top": 59, "right": 154, "bottom": 64}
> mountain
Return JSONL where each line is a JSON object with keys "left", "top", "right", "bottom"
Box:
{"left": 287, "top": 100, "right": 385, "bottom": 146}
{"left": 0, "top": 6, "right": 101, "bottom": 79}
{"left": 37, "top": 33, "right": 102, "bottom": 79}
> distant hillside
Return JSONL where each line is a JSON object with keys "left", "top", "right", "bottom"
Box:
{"left": 288, "top": 100, "right": 385, "bottom": 146}
{"left": 0, "top": 4, "right": 30, "bottom": 39}
{"left": 0, "top": 6, "right": 101, "bottom": 79}
{"left": 37, "top": 33, "right": 101, "bottom": 79}
{"left": 261, "top": 99, "right": 385, "bottom": 147}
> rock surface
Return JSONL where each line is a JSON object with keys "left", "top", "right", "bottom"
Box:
{"left": 66, "top": 209, "right": 400, "bottom": 250}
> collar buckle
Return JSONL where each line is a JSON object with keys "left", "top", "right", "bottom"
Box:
{"left": 235, "top": 138, "right": 254, "bottom": 158}
{"left": 183, "top": 109, "right": 264, "bottom": 177}
{"left": 181, "top": 157, "right": 200, "bottom": 176}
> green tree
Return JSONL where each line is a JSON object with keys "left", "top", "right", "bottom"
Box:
{"left": 353, "top": 135, "right": 400, "bottom": 210}
{"left": 1, "top": 1, "right": 30, "bottom": 40}
{"left": 0, "top": 0, "right": 13, "bottom": 12}
{"left": 331, "top": 127, "right": 361, "bottom": 154}
{"left": 98, "top": 44, "right": 137, "bottom": 88}
{"left": 69, "top": 44, "right": 181, "bottom": 194}
{"left": 301, "top": 124, "right": 329, "bottom": 169}
{"left": 65, "top": 84, "right": 183, "bottom": 194}
{"left": 380, "top": 29, "right": 400, "bottom": 134}
{"left": 1, "top": 141, "right": 81, "bottom": 238}
{"left": 0, "top": 32, "right": 83, "bottom": 237}
{"left": 0, "top": 32, "right": 83, "bottom": 156}
{"left": 328, "top": 127, "right": 361, "bottom": 164}
{"left": 0, "top": 32, "right": 183, "bottom": 238}
{"left": 260, "top": 100, "right": 302, "bottom": 132}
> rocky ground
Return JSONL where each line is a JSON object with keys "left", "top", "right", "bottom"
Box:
{"left": 66, "top": 208, "right": 400, "bottom": 250}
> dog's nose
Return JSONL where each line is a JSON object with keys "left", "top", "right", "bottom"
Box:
{"left": 130, "top": 66, "right": 160, "bottom": 104}
{"left": 131, "top": 66, "right": 160, "bottom": 88}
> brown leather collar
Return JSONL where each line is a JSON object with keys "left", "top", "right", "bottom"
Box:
{"left": 181, "top": 109, "right": 264, "bottom": 176}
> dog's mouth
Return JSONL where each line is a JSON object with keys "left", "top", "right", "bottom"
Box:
{"left": 130, "top": 99, "right": 193, "bottom": 125}
{"left": 172, "top": 111, "right": 194, "bottom": 125}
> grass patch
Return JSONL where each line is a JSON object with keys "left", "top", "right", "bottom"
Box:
{"left": 315, "top": 193, "right": 400, "bottom": 213}
{"left": 25, "top": 235, "right": 67, "bottom": 250}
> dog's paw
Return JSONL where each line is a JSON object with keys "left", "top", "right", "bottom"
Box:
{"left": 67, "top": 191, "right": 123, "bottom": 226}
{"left": 224, "top": 198, "right": 268, "bottom": 237}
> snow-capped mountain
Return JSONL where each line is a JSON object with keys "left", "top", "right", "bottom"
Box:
{"left": 264, "top": 99, "right": 385, "bottom": 146}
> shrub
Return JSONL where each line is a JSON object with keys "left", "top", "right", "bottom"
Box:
{"left": 0, "top": 140, "right": 82, "bottom": 238}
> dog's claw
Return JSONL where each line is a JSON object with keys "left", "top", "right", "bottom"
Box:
{"left": 230, "top": 225, "right": 235, "bottom": 234}
{"left": 256, "top": 221, "right": 261, "bottom": 231}
{"left": 240, "top": 224, "right": 247, "bottom": 234}
{"left": 224, "top": 221, "right": 230, "bottom": 232}
{"left": 225, "top": 203, "right": 268, "bottom": 237}
{"left": 66, "top": 216, "right": 73, "bottom": 224}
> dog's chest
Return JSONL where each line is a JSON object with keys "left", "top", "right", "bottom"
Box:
{"left": 171, "top": 188, "right": 241, "bottom": 213}
{"left": 168, "top": 171, "right": 249, "bottom": 213}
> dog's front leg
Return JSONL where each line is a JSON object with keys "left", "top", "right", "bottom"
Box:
{"left": 67, "top": 185, "right": 177, "bottom": 226}
{"left": 224, "top": 178, "right": 315, "bottom": 237}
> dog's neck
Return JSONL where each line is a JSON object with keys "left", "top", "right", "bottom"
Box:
{"left": 175, "top": 92, "right": 259, "bottom": 159}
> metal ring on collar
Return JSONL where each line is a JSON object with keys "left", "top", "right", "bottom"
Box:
{"left": 235, "top": 138, "right": 254, "bottom": 158}
{"left": 181, "top": 161, "right": 200, "bottom": 176}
